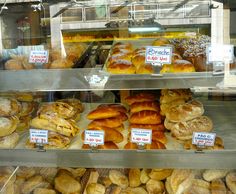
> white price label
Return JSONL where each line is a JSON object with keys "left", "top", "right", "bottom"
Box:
{"left": 145, "top": 46, "right": 172, "bottom": 64}
{"left": 29, "top": 50, "right": 49, "bottom": 64}
{"left": 131, "top": 129, "right": 152, "bottom": 145}
{"left": 84, "top": 130, "right": 104, "bottom": 145}
{"left": 207, "top": 45, "right": 234, "bottom": 63}
{"left": 30, "top": 129, "right": 48, "bottom": 144}
{"left": 192, "top": 132, "right": 216, "bottom": 147}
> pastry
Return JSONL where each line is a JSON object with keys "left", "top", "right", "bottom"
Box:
{"left": 203, "top": 170, "right": 229, "bottom": 182}
{"left": 152, "top": 38, "right": 170, "bottom": 46}
{"left": 132, "top": 54, "right": 145, "bottom": 69}
{"left": 130, "top": 101, "right": 159, "bottom": 114}
{"left": 82, "top": 141, "right": 119, "bottom": 149}
{"left": 165, "top": 100, "right": 204, "bottom": 122}
{"left": 38, "top": 167, "right": 58, "bottom": 184}
{"left": 0, "top": 132, "right": 19, "bottom": 148}
{"left": 122, "top": 187, "right": 148, "bottom": 194}
{"left": 165, "top": 177, "right": 174, "bottom": 194}
{"left": 129, "top": 169, "right": 141, "bottom": 187}
{"left": 109, "top": 53, "right": 133, "bottom": 64}
{"left": 49, "top": 59, "right": 74, "bottom": 69}
{"left": 125, "top": 93, "right": 156, "bottom": 105}
{"left": 226, "top": 172, "right": 236, "bottom": 194}
{"left": 210, "top": 179, "right": 227, "bottom": 194}
{"left": 5, "top": 56, "right": 35, "bottom": 70}
{"left": 0, "top": 98, "right": 21, "bottom": 116}
{"left": 87, "top": 107, "right": 121, "bottom": 120}
{"left": 109, "top": 170, "right": 129, "bottom": 189}
{"left": 184, "top": 179, "right": 210, "bottom": 194}
{"left": 160, "top": 99, "right": 186, "bottom": 116}
{"left": 152, "top": 130, "right": 167, "bottom": 144}
{"left": 160, "top": 89, "right": 192, "bottom": 104}
{"left": 149, "top": 169, "right": 172, "bottom": 181}
{"left": 55, "top": 173, "right": 81, "bottom": 193}
{"left": 33, "top": 188, "right": 56, "bottom": 194}
{"left": 97, "top": 104, "right": 127, "bottom": 113}
{"left": 146, "top": 179, "right": 165, "bottom": 194}
{"left": 140, "top": 169, "right": 150, "bottom": 184}
{"left": 16, "top": 115, "right": 31, "bottom": 132}
{"left": 88, "top": 117, "right": 124, "bottom": 129}
{"left": 136, "top": 64, "right": 154, "bottom": 74}
{"left": 86, "top": 183, "right": 105, "bottom": 194}
{"left": 57, "top": 98, "right": 84, "bottom": 113}
{"left": 107, "top": 61, "right": 136, "bottom": 74}
{"left": 0, "top": 116, "right": 19, "bottom": 137}
{"left": 129, "top": 124, "right": 165, "bottom": 131}
{"left": 18, "top": 102, "right": 34, "bottom": 117}
{"left": 129, "top": 110, "right": 161, "bottom": 125}
{"left": 161, "top": 60, "right": 195, "bottom": 73}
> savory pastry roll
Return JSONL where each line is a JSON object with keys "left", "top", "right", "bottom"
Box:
{"left": 160, "top": 89, "right": 192, "bottom": 104}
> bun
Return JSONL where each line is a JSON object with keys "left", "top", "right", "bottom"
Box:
{"left": 149, "top": 169, "right": 172, "bottom": 181}
{"left": 161, "top": 62, "right": 195, "bottom": 73}
{"left": 33, "top": 188, "right": 56, "bottom": 194}
{"left": 5, "top": 56, "right": 35, "bottom": 70}
{"left": 82, "top": 141, "right": 118, "bottom": 149}
{"left": 88, "top": 118, "right": 123, "bottom": 129}
{"left": 0, "top": 116, "right": 19, "bottom": 137}
{"left": 210, "top": 179, "right": 227, "bottom": 194}
{"left": 16, "top": 116, "right": 31, "bottom": 132}
{"left": 146, "top": 179, "right": 165, "bottom": 194}
{"left": 87, "top": 107, "right": 121, "bottom": 120}
{"left": 226, "top": 172, "right": 236, "bottom": 194}
{"left": 57, "top": 98, "right": 83, "bottom": 113}
{"left": 125, "top": 93, "right": 156, "bottom": 105}
{"left": 86, "top": 183, "right": 105, "bottom": 194}
{"left": 109, "top": 53, "right": 133, "bottom": 64}
{"left": 109, "top": 170, "right": 129, "bottom": 189}
{"left": 160, "top": 89, "right": 192, "bottom": 104}
{"left": 166, "top": 100, "right": 204, "bottom": 122}
{"left": 132, "top": 54, "right": 145, "bottom": 69}
{"left": 129, "top": 169, "right": 141, "bottom": 187}
{"left": 107, "top": 62, "right": 136, "bottom": 74}
{"left": 97, "top": 104, "right": 127, "bottom": 113}
{"left": 18, "top": 102, "right": 34, "bottom": 117}
{"left": 160, "top": 99, "right": 186, "bottom": 116}
{"left": 49, "top": 59, "right": 74, "bottom": 69}
{"left": 136, "top": 64, "right": 154, "bottom": 74}
{"left": 0, "top": 98, "right": 21, "bottom": 116}
{"left": 0, "top": 132, "right": 19, "bottom": 148}
{"left": 130, "top": 101, "right": 159, "bottom": 114}
{"left": 129, "top": 124, "right": 165, "bottom": 131}
{"left": 203, "top": 170, "right": 229, "bottom": 182}
{"left": 129, "top": 110, "right": 161, "bottom": 125}
{"left": 140, "top": 169, "right": 150, "bottom": 184}
{"left": 170, "top": 116, "right": 213, "bottom": 140}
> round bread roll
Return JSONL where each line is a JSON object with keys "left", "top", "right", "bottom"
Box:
{"left": 149, "top": 169, "right": 172, "bottom": 181}
{"left": 86, "top": 183, "right": 105, "bottom": 194}
{"left": 0, "top": 132, "right": 19, "bottom": 148}
{"left": 109, "top": 170, "right": 129, "bottom": 189}
{"left": 226, "top": 172, "right": 236, "bottom": 194}
{"left": 33, "top": 188, "right": 56, "bottom": 194}
{"left": 49, "top": 59, "right": 74, "bottom": 69}
{"left": 0, "top": 116, "right": 19, "bottom": 137}
{"left": 122, "top": 187, "right": 148, "bottom": 194}
{"left": 0, "top": 167, "right": 16, "bottom": 187}
{"left": 140, "top": 169, "right": 150, "bottom": 184}
{"left": 146, "top": 179, "right": 164, "bottom": 194}
{"left": 17, "top": 167, "right": 36, "bottom": 179}
{"left": 38, "top": 167, "right": 58, "bottom": 184}
{"left": 55, "top": 173, "right": 81, "bottom": 193}
{"left": 203, "top": 170, "right": 229, "bottom": 182}
{"left": 129, "top": 169, "right": 141, "bottom": 188}
{"left": 5, "top": 59, "right": 23, "bottom": 70}
{"left": 0, "top": 98, "right": 21, "bottom": 117}
{"left": 210, "top": 179, "right": 227, "bottom": 194}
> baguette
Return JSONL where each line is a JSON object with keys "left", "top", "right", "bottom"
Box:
{"left": 129, "top": 110, "right": 161, "bottom": 125}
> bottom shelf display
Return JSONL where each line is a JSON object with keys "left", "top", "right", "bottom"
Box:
{"left": 0, "top": 166, "right": 235, "bottom": 194}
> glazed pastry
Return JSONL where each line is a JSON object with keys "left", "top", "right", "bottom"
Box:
{"left": 87, "top": 107, "right": 121, "bottom": 120}
{"left": 125, "top": 93, "right": 156, "bottom": 105}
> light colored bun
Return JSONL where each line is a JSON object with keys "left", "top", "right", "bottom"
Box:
{"left": 203, "top": 170, "right": 229, "bottom": 182}
{"left": 0, "top": 132, "right": 19, "bottom": 148}
{"left": 130, "top": 101, "right": 159, "bottom": 114}
{"left": 125, "top": 93, "right": 156, "bottom": 105}
{"left": 210, "top": 179, "right": 227, "bottom": 194}
{"left": 0, "top": 116, "right": 19, "bottom": 137}
{"left": 33, "top": 188, "right": 56, "bottom": 194}
{"left": 129, "top": 110, "right": 161, "bottom": 125}
{"left": 149, "top": 169, "right": 172, "bottom": 181}
{"left": 109, "top": 170, "right": 129, "bottom": 189}
{"left": 0, "top": 97, "right": 21, "bottom": 116}
{"left": 146, "top": 179, "right": 165, "bottom": 194}
{"left": 49, "top": 59, "right": 74, "bottom": 69}
{"left": 226, "top": 172, "right": 236, "bottom": 194}
{"left": 160, "top": 99, "right": 186, "bottom": 116}
{"left": 87, "top": 107, "right": 121, "bottom": 120}
{"left": 136, "top": 64, "right": 154, "bottom": 74}
{"left": 184, "top": 179, "right": 210, "bottom": 194}
{"left": 18, "top": 102, "right": 34, "bottom": 117}
{"left": 160, "top": 89, "right": 192, "bottom": 104}
{"left": 129, "top": 169, "right": 141, "bottom": 188}
{"left": 140, "top": 169, "right": 150, "bottom": 184}
{"left": 86, "top": 183, "right": 105, "bottom": 194}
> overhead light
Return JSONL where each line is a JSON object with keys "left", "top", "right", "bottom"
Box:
{"left": 129, "top": 27, "right": 161, "bottom": 33}
{"left": 128, "top": 19, "right": 164, "bottom": 33}
{"left": 2, "top": 6, "right": 8, "bottom": 10}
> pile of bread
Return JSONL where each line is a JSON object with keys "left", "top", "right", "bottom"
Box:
{"left": 4, "top": 43, "right": 87, "bottom": 70}
{"left": 160, "top": 89, "right": 224, "bottom": 150}
{"left": 28, "top": 99, "right": 83, "bottom": 149}
{"left": 1, "top": 166, "right": 236, "bottom": 194}
{"left": 0, "top": 93, "right": 36, "bottom": 148}
{"left": 124, "top": 93, "right": 167, "bottom": 149}
{"left": 83, "top": 104, "right": 128, "bottom": 149}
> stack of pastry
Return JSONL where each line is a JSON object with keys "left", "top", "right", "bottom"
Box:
{"left": 124, "top": 93, "right": 166, "bottom": 149}
{"left": 83, "top": 104, "right": 127, "bottom": 149}
{"left": 0, "top": 97, "right": 21, "bottom": 148}
{"left": 28, "top": 100, "right": 82, "bottom": 149}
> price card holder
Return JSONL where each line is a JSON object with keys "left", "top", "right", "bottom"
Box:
{"left": 131, "top": 129, "right": 152, "bottom": 150}
{"left": 84, "top": 130, "right": 104, "bottom": 150}
{"left": 29, "top": 50, "right": 49, "bottom": 68}
{"left": 192, "top": 132, "right": 216, "bottom": 150}
{"left": 30, "top": 129, "right": 48, "bottom": 151}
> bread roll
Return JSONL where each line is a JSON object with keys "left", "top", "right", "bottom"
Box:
{"left": 0, "top": 132, "right": 19, "bottom": 148}
{"left": 88, "top": 117, "right": 123, "bottom": 129}
{"left": 122, "top": 187, "right": 148, "bottom": 194}
{"left": 49, "top": 59, "right": 74, "bottom": 69}
{"left": 160, "top": 99, "right": 186, "bottom": 116}
{"left": 55, "top": 173, "right": 81, "bottom": 193}
{"left": 33, "top": 188, "right": 56, "bottom": 194}
{"left": 160, "top": 89, "right": 192, "bottom": 104}
{"left": 38, "top": 167, "right": 58, "bottom": 184}
{"left": 16, "top": 116, "right": 31, "bottom": 132}
{"left": 87, "top": 107, "right": 121, "bottom": 120}
{"left": 184, "top": 179, "right": 210, "bottom": 194}
{"left": 210, "top": 179, "right": 227, "bottom": 194}
{"left": 152, "top": 130, "right": 167, "bottom": 144}
{"left": 130, "top": 101, "right": 159, "bottom": 114}
{"left": 18, "top": 102, "right": 34, "bottom": 117}
{"left": 140, "top": 169, "right": 150, "bottom": 184}
{"left": 109, "top": 170, "right": 129, "bottom": 189}
{"left": 161, "top": 62, "right": 195, "bottom": 73}
{"left": 125, "top": 93, "right": 156, "bottom": 105}
{"left": 129, "top": 124, "right": 165, "bottom": 131}
{"left": 129, "top": 169, "right": 141, "bottom": 188}
{"left": 0, "top": 116, "right": 19, "bottom": 137}
{"left": 136, "top": 64, "right": 154, "bottom": 74}
{"left": 132, "top": 54, "right": 145, "bottom": 69}
{"left": 149, "top": 169, "right": 172, "bottom": 181}
{"left": 129, "top": 110, "right": 161, "bottom": 125}
{"left": 16, "top": 167, "right": 36, "bottom": 179}
{"left": 203, "top": 170, "right": 229, "bottom": 182}
{"left": 107, "top": 62, "right": 136, "bottom": 74}
{"left": 166, "top": 100, "right": 204, "bottom": 122}
{"left": 98, "top": 104, "right": 127, "bottom": 113}
{"left": 226, "top": 172, "right": 236, "bottom": 194}
{"left": 0, "top": 98, "right": 21, "bottom": 116}
{"left": 82, "top": 141, "right": 118, "bottom": 149}
{"left": 57, "top": 98, "right": 83, "bottom": 113}
{"left": 86, "top": 183, "right": 105, "bottom": 194}
{"left": 146, "top": 179, "right": 164, "bottom": 194}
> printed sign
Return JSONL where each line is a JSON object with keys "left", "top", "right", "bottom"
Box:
{"left": 131, "top": 129, "right": 152, "bottom": 144}
{"left": 207, "top": 44, "right": 234, "bottom": 63}
{"left": 29, "top": 50, "right": 49, "bottom": 64}
{"left": 145, "top": 46, "right": 172, "bottom": 64}
{"left": 30, "top": 129, "right": 48, "bottom": 144}
{"left": 84, "top": 130, "right": 104, "bottom": 145}
{"left": 192, "top": 132, "right": 216, "bottom": 147}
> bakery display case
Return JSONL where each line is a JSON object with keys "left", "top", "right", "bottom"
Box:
{"left": 1, "top": 1, "right": 236, "bottom": 193}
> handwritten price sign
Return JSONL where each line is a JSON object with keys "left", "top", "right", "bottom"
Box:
{"left": 29, "top": 50, "right": 49, "bottom": 64}
{"left": 84, "top": 130, "right": 104, "bottom": 145}
{"left": 145, "top": 46, "right": 172, "bottom": 64}
{"left": 131, "top": 129, "right": 152, "bottom": 144}
{"left": 192, "top": 132, "right": 216, "bottom": 147}
{"left": 30, "top": 129, "right": 48, "bottom": 144}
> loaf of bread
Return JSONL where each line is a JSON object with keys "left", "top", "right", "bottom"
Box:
{"left": 87, "top": 107, "right": 121, "bottom": 120}
{"left": 129, "top": 124, "right": 165, "bottom": 131}
{"left": 130, "top": 101, "right": 159, "bottom": 114}
{"left": 82, "top": 141, "right": 119, "bottom": 149}
{"left": 160, "top": 89, "right": 192, "bottom": 104}
{"left": 165, "top": 100, "right": 204, "bottom": 122}
{"left": 129, "top": 110, "right": 161, "bottom": 125}
{"left": 125, "top": 93, "right": 156, "bottom": 105}
{"left": 170, "top": 116, "right": 213, "bottom": 140}
{"left": 129, "top": 169, "right": 141, "bottom": 188}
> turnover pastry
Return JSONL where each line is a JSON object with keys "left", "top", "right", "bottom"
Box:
{"left": 0, "top": 132, "right": 19, "bottom": 148}
{"left": 129, "top": 110, "right": 161, "bottom": 125}
{"left": 149, "top": 169, "right": 173, "bottom": 181}
{"left": 57, "top": 98, "right": 84, "bottom": 113}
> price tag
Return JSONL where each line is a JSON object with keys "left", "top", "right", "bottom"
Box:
{"left": 207, "top": 44, "right": 234, "bottom": 63}
{"left": 84, "top": 130, "right": 104, "bottom": 146}
{"left": 131, "top": 128, "right": 152, "bottom": 145}
{"left": 30, "top": 129, "right": 48, "bottom": 144}
{"left": 192, "top": 132, "right": 216, "bottom": 147}
{"left": 29, "top": 50, "right": 49, "bottom": 64}
{"left": 145, "top": 46, "right": 172, "bottom": 64}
